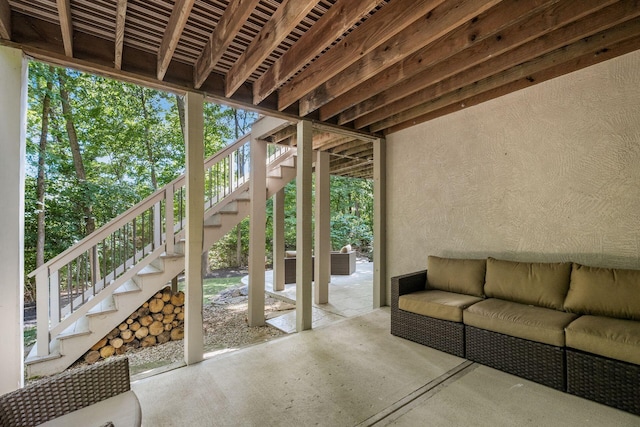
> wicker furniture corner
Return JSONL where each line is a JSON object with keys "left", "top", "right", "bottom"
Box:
{"left": 0, "top": 357, "right": 139, "bottom": 427}
{"left": 567, "top": 349, "right": 640, "bottom": 416}
{"left": 391, "top": 270, "right": 465, "bottom": 357}
{"left": 465, "top": 325, "right": 566, "bottom": 391}
{"left": 330, "top": 251, "right": 356, "bottom": 275}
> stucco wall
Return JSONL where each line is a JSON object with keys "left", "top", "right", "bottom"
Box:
{"left": 386, "top": 49, "right": 640, "bottom": 288}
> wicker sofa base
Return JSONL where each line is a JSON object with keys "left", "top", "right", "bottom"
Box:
{"left": 567, "top": 349, "right": 640, "bottom": 416}
{"left": 465, "top": 326, "right": 566, "bottom": 391}
{"left": 391, "top": 308, "right": 465, "bottom": 357}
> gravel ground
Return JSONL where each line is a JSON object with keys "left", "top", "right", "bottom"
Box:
{"left": 104, "top": 284, "right": 292, "bottom": 376}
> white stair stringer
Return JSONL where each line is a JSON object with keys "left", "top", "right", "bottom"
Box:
{"left": 25, "top": 151, "right": 296, "bottom": 377}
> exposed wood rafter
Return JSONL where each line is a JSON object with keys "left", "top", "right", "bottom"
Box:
{"left": 114, "top": 0, "right": 128, "bottom": 70}
{"left": 225, "top": 0, "right": 316, "bottom": 97}
{"left": 194, "top": 0, "right": 260, "bottom": 89}
{"left": 157, "top": 0, "right": 196, "bottom": 81}
{"left": 357, "top": 0, "right": 624, "bottom": 129}
{"left": 299, "top": 0, "right": 502, "bottom": 116}
{"left": 380, "top": 16, "right": 640, "bottom": 133}
{"left": 252, "top": 0, "right": 383, "bottom": 105}
{"left": 56, "top": 0, "right": 73, "bottom": 57}
{"left": 277, "top": 0, "right": 448, "bottom": 111}
{"left": 0, "top": 0, "right": 10, "bottom": 39}
{"left": 321, "top": 0, "right": 558, "bottom": 123}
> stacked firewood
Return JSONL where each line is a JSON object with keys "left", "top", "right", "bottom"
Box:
{"left": 84, "top": 286, "right": 185, "bottom": 364}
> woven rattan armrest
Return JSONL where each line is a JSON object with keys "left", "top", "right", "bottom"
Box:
{"left": 0, "top": 357, "right": 134, "bottom": 427}
{"left": 391, "top": 270, "right": 427, "bottom": 298}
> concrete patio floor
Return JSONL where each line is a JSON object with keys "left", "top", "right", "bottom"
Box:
{"left": 132, "top": 309, "right": 639, "bottom": 426}
{"left": 242, "top": 260, "right": 374, "bottom": 333}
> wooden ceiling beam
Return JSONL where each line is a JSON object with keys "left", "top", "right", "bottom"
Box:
{"left": 387, "top": 32, "right": 640, "bottom": 135}
{"left": 315, "top": 136, "right": 358, "bottom": 151}
{"left": 194, "top": 0, "right": 260, "bottom": 89}
{"left": 277, "top": 0, "right": 448, "bottom": 111}
{"left": 329, "top": 140, "right": 371, "bottom": 154}
{"left": 322, "top": 0, "right": 557, "bottom": 123}
{"left": 299, "top": 0, "right": 502, "bottom": 116}
{"left": 380, "top": 17, "right": 640, "bottom": 134}
{"left": 114, "top": 0, "right": 127, "bottom": 70}
{"left": 56, "top": 0, "right": 73, "bottom": 57}
{"left": 335, "top": 146, "right": 373, "bottom": 158}
{"left": 0, "top": 0, "right": 10, "bottom": 39}
{"left": 330, "top": 159, "right": 374, "bottom": 175}
{"left": 157, "top": 0, "right": 196, "bottom": 81}
{"left": 225, "top": 0, "right": 316, "bottom": 97}
{"left": 253, "top": 0, "right": 382, "bottom": 105}
{"left": 358, "top": 0, "right": 627, "bottom": 130}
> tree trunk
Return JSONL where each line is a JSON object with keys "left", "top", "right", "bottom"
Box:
{"left": 140, "top": 88, "right": 158, "bottom": 190}
{"left": 57, "top": 71, "right": 96, "bottom": 236}
{"left": 176, "top": 94, "right": 186, "bottom": 139}
{"left": 36, "top": 70, "right": 54, "bottom": 268}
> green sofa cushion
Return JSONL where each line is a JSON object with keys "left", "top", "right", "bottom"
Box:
{"left": 484, "top": 258, "right": 571, "bottom": 310}
{"left": 463, "top": 298, "right": 578, "bottom": 347}
{"left": 564, "top": 263, "right": 640, "bottom": 320}
{"left": 566, "top": 315, "right": 640, "bottom": 365}
{"left": 427, "top": 256, "right": 486, "bottom": 297}
{"left": 399, "top": 290, "right": 483, "bottom": 323}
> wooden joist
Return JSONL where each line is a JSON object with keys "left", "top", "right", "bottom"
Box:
{"left": 322, "top": 0, "right": 557, "bottom": 123}
{"left": 114, "top": 0, "right": 128, "bottom": 70}
{"left": 384, "top": 18, "right": 640, "bottom": 134}
{"left": 362, "top": 0, "right": 640, "bottom": 131}
{"left": 225, "top": 0, "right": 316, "bottom": 97}
{"left": 0, "top": 0, "right": 10, "bottom": 40}
{"left": 157, "top": 0, "right": 196, "bottom": 81}
{"left": 298, "top": 0, "right": 502, "bottom": 117}
{"left": 277, "top": 0, "right": 448, "bottom": 111}
{"left": 56, "top": 0, "right": 73, "bottom": 57}
{"left": 252, "top": 0, "right": 382, "bottom": 105}
{"left": 194, "top": 0, "right": 260, "bottom": 89}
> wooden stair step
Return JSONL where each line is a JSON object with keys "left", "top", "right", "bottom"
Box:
{"left": 113, "top": 280, "right": 141, "bottom": 295}
{"left": 58, "top": 317, "right": 90, "bottom": 340}
{"left": 138, "top": 264, "right": 163, "bottom": 276}
{"left": 87, "top": 297, "right": 117, "bottom": 317}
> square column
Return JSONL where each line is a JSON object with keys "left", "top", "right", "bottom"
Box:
{"left": 184, "top": 92, "right": 204, "bottom": 365}
{"left": 248, "top": 136, "right": 267, "bottom": 326}
{"left": 0, "top": 46, "right": 27, "bottom": 394}
{"left": 373, "top": 137, "right": 387, "bottom": 307}
{"left": 314, "top": 150, "right": 330, "bottom": 304}
{"left": 272, "top": 188, "right": 285, "bottom": 292}
{"left": 296, "top": 120, "right": 313, "bottom": 331}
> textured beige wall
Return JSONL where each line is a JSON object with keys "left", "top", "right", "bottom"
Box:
{"left": 386, "top": 50, "right": 640, "bottom": 287}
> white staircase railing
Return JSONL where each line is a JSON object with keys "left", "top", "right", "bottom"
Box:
{"left": 28, "top": 134, "right": 291, "bottom": 358}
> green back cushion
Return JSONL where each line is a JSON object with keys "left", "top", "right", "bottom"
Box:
{"left": 564, "top": 264, "right": 640, "bottom": 320}
{"left": 484, "top": 258, "right": 572, "bottom": 310}
{"left": 427, "top": 256, "right": 486, "bottom": 297}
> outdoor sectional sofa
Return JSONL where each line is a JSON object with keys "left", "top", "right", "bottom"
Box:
{"left": 391, "top": 256, "right": 640, "bottom": 416}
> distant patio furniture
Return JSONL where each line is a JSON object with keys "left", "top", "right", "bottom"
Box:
{"left": 0, "top": 357, "right": 141, "bottom": 427}
{"left": 284, "top": 251, "right": 356, "bottom": 284}
{"left": 331, "top": 251, "right": 356, "bottom": 275}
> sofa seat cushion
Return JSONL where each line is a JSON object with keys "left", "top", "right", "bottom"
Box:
{"left": 427, "top": 256, "right": 486, "bottom": 297}
{"left": 485, "top": 258, "right": 572, "bottom": 310}
{"left": 399, "top": 290, "right": 483, "bottom": 323}
{"left": 565, "top": 315, "right": 640, "bottom": 365}
{"left": 564, "top": 263, "right": 640, "bottom": 320}
{"left": 463, "top": 298, "right": 578, "bottom": 347}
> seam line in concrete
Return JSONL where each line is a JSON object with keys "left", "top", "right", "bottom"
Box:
{"left": 358, "top": 360, "right": 478, "bottom": 427}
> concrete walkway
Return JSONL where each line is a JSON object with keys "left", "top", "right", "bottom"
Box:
{"left": 132, "top": 309, "right": 639, "bottom": 426}
{"left": 242, "top": 261, "right": 374, "bottom": 333}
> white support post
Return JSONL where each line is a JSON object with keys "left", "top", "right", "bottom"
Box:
{"left": 296, "top": 120, "right": 313, "bottom": 331}
{"left": 373, "top": 137, "right": 387, "bottom": 307}
{"left": 0, "top": 45, "right": 27, "bottom": 394}
{"left": 165, "top": 185, "right": 175, "bottom": 254}
{"left": 153, "top": 201, "right": 161, "bottom": 249}
{"left": 184, "top": 92, "right": 204, "bottom": 365}
{"left": 314, "top": 150, "right": 330, "bottom": 304}
{"left": 248, "top": 136, "right": 267, "bottom": 326}
{"left": 273, "top": 188, "right": 285, "bottom": 292}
